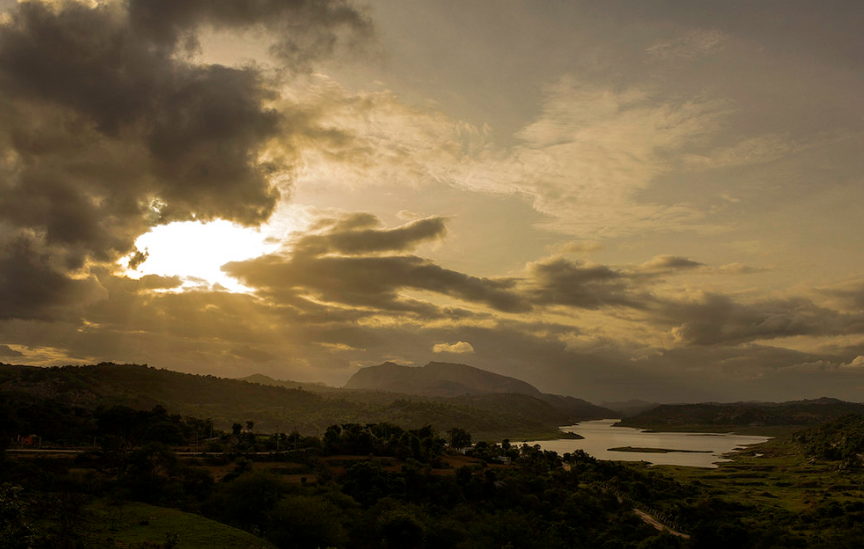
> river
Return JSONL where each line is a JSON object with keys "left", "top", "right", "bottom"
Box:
{"left": 523, "top": 419, "right": 770, "bottom": 468}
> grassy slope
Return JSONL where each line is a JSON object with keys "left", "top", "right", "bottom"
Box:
{"left": 81, "top": 500, "right": 276, "bottom": 549}
{"left": 654, "top": 434, "right": 864, "bottom": 536}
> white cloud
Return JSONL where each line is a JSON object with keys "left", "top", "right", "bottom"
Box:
{"left": 556, "top": 241, "right": 602, "bottom": 255}
{"left": 283, "top": 75, "right": 478, "bottom": 191}
{"left": 840, "top": 355, "right": 864, "bottom": 369}
{"left": 646, "top": 29, "right": 728, "bottom": 60}
{"left": 282, "top": 74, "right": 828, "bottom": 240}
{"left": 683, "top": 134, "right": 799, "bottom": 170}
{"left": 432, "top": 341, "right": 475, "bottom": 354}
{"left": 481, "top": 80, "right": 728, "bottom": 235}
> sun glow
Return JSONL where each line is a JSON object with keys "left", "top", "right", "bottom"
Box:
{"left": 123, "top": 220, "right": 278, "bottom": 292}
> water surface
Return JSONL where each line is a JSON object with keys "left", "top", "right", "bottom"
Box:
{"left": 524, "top": 419, "right": 770, "bottom": 468}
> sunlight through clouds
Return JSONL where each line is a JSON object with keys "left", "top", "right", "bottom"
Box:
{"left": 3, "top": 0, "right": 864, "bottom": 401}
{"left": 432, "top": 341, "right": 475, "bottom": 354}
{"left": 122, "top": 220, "right": 278, "bottom": 292}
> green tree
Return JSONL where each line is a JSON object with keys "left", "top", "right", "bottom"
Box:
{"left": 267, "top": 495, "right": 348, "bottom": 549}
{"left": 122, "top": 442, "right": 179, "bottom": 503}
{"left": 0, "top": 484, "right": 37, "bottom": 548}
{"left": 206, "top": 471, "right": 289, "bottom": 536}
{"left": 378, "top": 508, "right": 427, "bottom": 549}
{"left": 448, "top": 427, "right": 472, "bottom": 450}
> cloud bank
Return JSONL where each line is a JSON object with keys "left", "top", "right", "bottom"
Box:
{"left": 3, "top": 1, "right": 864, "bottom": 403}
{"left": 0, "top": 0, "right": 369, "bottom": 318}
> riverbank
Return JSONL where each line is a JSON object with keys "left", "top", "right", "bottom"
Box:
{"left": 523, "top": 419, "right": 770, "bottom": 467}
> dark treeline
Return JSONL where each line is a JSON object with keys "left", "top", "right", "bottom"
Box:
{"left": 0, "top": 392, "right": 214, "bottom": 451}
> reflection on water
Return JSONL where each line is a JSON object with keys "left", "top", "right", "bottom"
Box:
{"left": 523, "top": 419, "right": 770, "bottom": 468}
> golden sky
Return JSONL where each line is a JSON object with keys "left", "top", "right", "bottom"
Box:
{"left": 2, "top": 0, "right": 864, "bottom": 402}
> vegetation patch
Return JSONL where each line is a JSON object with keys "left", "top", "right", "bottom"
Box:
{"left": 81, "top": 500, "right": 276, "bottom": 548}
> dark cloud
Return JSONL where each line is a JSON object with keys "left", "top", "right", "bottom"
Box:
{"left": 229, "top": 225, "right": 858, "bottom": 348}
{"left": 528, "top": 257, "right": 647, "bottom": 309}
{"left": 0, "top": 0, "right": 370, "bottom": 320}
{"left": 126, "top": 0, "right": 372, "bottom": 72}
{"left": 657, "top": 293, "right": 858, "bottom": 346}
{"left": 523, "top": 256, "right": 864, "bottom": 348}
{"left": 639, "top": 255, "right": 703, "bottom": 272}
{"left": 228, "top": 254, "right": 528, "bottom": 315}
{"left": 294, "top": 215, "right": 447, "bottom": 256}
{"left": 0, "top": 344, "right": 23, "bottom": 357}
{"left": 0, "top": 232, "right": 106, "bottom": 320}
{"left": 127, "top": 249, "right": 149, "bottom": 271}
{"left": 309, "top": 212, "right": 381, "bottom": 232}
{"left": 4, "top": 241, "right": 863, "bottom": 401}
{"left": 223, "top": 215, "right": 527, "bottom": 315}
{"left": 715, "top": 263, "right": 763, "bottom": 275}
{"left": 131, "top": 274, "right": 184, "bottom": 291}
{"left": 524, "top": 255, "right": 711, "bottom": 311}
{"left": 821, "top": 280, "right": 864, "bottom": 313}
{"left": 229, "top": 345, "right": 276, "bottom": 363}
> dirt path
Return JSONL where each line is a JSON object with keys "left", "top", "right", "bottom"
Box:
{"left": 633, "top": 509, "right": 690, "bottom": 539}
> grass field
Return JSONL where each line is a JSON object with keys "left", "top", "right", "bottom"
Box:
{"left": 653, "top": 433, "right": 864, "bottom": 537}
{"left": 80, "top": 500, "right": 276, "bottom": 549}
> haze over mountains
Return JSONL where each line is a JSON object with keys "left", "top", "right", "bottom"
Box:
{"left": 5, "top": 359, "right": 861, "bottom": 443}
{"left": 344, "top": 361, "right": 544, "bottom": 397}
{"left": 0, "top": 361, "right": 613, "bottom": 440}
{"left": 263, "top": 361, "right": 616, "bottom": 421}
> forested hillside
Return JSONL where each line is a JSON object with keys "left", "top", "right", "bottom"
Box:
{"left": 794, "top": 414, "right": 864, "bottom": 464}
{"left": 344, "top": 361, "right": 544, "bottom": 396}
{"left": 0, "top": 363, "right": 604, "bottom": 440}
{"left": 617, "top": 397, "right": 864, "bottom": 431}
{"left": 344, "top": 361, "right": 615, "bottom": 419}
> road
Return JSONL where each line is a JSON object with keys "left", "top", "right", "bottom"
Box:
{"left": 633, "top": 509, "right": 690, "bottom": 539}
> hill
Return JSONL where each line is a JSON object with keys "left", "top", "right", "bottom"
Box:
{"left": 344, "top": 361, "right": 543, "bottom": 397}
{"left": 617, "top": 397, "right": 864, "bottom": 431}
{"left": 794, "top": 413, "right": 864, "bottom": 463}
{"left": 345, "top": 361, "right": 615, "bottom": 422}
{"left": 600, "top": 399, "right": 660, "bottom": 417}
{"left": 235, "top": 373, "right": 334, "bottom": 391}
{"left": 0, "top": 362, "right": 607, "bottom": 440}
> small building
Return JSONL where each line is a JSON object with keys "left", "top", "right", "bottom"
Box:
{"left": 17, "top": 434, "right": 41, "bottom": 448}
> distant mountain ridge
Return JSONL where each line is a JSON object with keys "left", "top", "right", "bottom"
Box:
{"left": 617, "top": 397, "right": 864, "bottom": 429}
{"left": 600, "top": 399, "right": 660, "bottom": 417}
{"left": 345, "top": 361, "right": 543, "bottom": 397}
{"left": 344, "top": 361, "right": 615, "bottom": 420}
{"left": 0, "top": 362, "right": 607, "bottom": 440}
{"left": 236, "top": 373, "right": 332, "bottom": 390}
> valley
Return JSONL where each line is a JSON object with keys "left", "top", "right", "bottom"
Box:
{"left": 3, "top": 361, "right": 864, "bottom": 548}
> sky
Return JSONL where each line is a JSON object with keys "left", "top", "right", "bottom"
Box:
{"left": 2, "top": 0, "right": 864, "bottom": 403}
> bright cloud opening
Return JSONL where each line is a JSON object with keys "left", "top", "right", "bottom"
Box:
{"left": 122, "top": 220, "right": 278, "bottom": 292}
{"left": 432, "top": 341, "right": 475, "bottom": 354}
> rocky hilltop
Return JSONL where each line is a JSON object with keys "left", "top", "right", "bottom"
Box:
{"left": 345, "top": 361, "right": 615, "bottom": 421}
{"left": 345, "top": 361, "right": 543, "bottom": 397}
